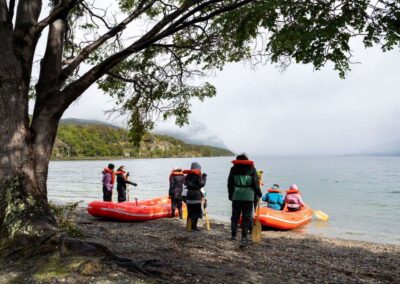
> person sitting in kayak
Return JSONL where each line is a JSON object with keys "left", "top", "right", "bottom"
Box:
{"left": 284, "top": 184, "right": 305, "bottom": 211}
{"left": 116, "top": 166, "right": 137, "bottom": 202}
{"left": 102, "top": 163, "right": 115, "bottom": 202}
{"left": 169, "top": 166, "right": 185, "bottom": 219}
{"left": 184, "top": 162, "right": 207, "bottom": 231}
{"left": 262, "top": 184, "right": 284, "bottom": 210}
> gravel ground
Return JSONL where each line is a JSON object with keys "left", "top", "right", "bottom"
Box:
{"left": 1, "top": 208, "right": 399, "bottom": 283}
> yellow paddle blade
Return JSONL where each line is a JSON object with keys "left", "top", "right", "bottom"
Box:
{"left": 182, "top": 207, "right": 188, "bottom": 220}
{"left": 204, "top": 212, "right": 211, "bottom": 231}
{"left": 186, "top": 218, "right": 192, "bottom": 231}
{"left": 314, "top": 210, "right": 329, "bottom": 221}
{"left": 252, "top": 220, "right": 262, "bottom": 243}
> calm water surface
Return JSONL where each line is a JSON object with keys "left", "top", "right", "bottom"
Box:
{"left": 48, "top": 156, "right": 400, "bottom": 245}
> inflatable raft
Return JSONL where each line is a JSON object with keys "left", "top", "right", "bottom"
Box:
{"left": 87, "top": 196, "right": 184, "bottom": 221}
{"left": 256, "top": 206, "right": 313, "bottom": 230}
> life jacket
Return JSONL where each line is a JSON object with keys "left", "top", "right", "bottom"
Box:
{"left": 231, "top": 160, "right": 254, "bottom": 166}
{"left": 268, "top": 189, "right": 281, "bottom": 193}
{"left": 183, "top": 169, "right": 202, "bottom": 176}
{"left": 170, "top": 171, "right": 184, "bottom": 177}
{"left": 103, "top": 168, "right": 115, "bottom": 184}
{"left": 286, "top": 189, "right": 300, "bottom": 194}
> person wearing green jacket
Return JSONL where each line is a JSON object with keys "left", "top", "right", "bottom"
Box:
{"left": 228, "top": 154, "right": 262, "bottom": 243}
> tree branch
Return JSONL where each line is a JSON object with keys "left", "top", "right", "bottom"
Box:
{"left": 59, "top": 0, "right": 157, "bottom": 84}
{"left": 34, "top": 0, "right": 80, "bottom": 36}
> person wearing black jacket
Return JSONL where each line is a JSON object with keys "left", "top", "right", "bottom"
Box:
{"left": 169, "top": 167, "right": 185, "bottom": 218}
{"left": 116, "top": 166, "right": 137, "bottom": 202}
{"left": 228, "top": 154, "right": 262, "bottom": 243}
{"left": 184, "top": 162, "right": 207, "bottom": 231}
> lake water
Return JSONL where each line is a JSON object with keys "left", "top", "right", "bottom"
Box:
{"left": 48, "top": 156, "right": 400, "bottom": 245}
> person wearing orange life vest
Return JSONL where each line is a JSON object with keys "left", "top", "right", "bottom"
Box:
{"left": 184, "top": 162, "right": 207, "bottom": 231}
{"left": 228, "top": 154, "right": 262, "bottom": 242}
{"left": 116, "top": 166, "right": 137, "bottom": 202}
{"left": 169, "top": 166, "right": 185, "bottom": 218}
{"left": 102, "top": 163, "right": 115, "bottom": 202}
{"left": 284, "top": 184, "right": 305, "bottom": 211}
{"left": 262, "top": 184, "right": 284, "bottom": 210}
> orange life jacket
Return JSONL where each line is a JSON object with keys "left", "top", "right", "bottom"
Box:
{"left": 103, "top": 168, "right": 116, "bottom": 184}
{"left": 286, "top": 189, "right": 300, "bottom": 194}
{"left": 268, "top": 189, "right": 281, "bottom": 193}
{"left": 183, "top": 169, "right": 202, "bottom": 176}
{"left": 231, "top": 160, "right": 254, "bottom": 166}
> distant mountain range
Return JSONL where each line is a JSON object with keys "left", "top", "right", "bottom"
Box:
{"left": 53, "top": 118, "right": 234, "bottom": 159}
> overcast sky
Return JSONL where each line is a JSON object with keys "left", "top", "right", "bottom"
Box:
{"left": 59, "top": 38, "right": 400, "bottom": 156}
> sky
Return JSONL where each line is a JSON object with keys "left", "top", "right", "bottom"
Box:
{"left": 59, "top": 38, "right": 400, "bottom": 156}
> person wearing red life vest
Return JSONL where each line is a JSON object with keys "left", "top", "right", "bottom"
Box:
{"left": 184, "top": 162, "right": 207, "bottom": 231}
{"left": 169, "top": 166, "right": 185, "bottom": 218}
{"left": 116, "top": 166, "right": 137, "bottom": 202}
{"left": 284, "top": 184, "right": 305, "bottom": 211}
{"left": 101, "top": 163, "right": 115, "bottom": 202}
{"left": 228, "top": 154, "right": 262, "bottom": 243}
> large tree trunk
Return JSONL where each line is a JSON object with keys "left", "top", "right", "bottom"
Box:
{"left": 0, "top": 21, "right": 57, "bottom": 250}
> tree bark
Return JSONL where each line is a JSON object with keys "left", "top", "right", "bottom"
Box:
{"left": 0, "top": 22, "right": 57, "bottom": 250}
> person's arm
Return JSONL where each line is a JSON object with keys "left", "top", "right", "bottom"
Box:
{"left": 298, "top": 195, "right": 305, "bottom": 207}
{"left": 262, "top": 193, "right": 268, "bottom": 202}
{"left": 126, "top": 180, "right": 137, "bottom": 186}
{"left": 278, "top": 194, "right": 284, "bottom": 205}
{"left": 252, "top": 169, "right": 262, "bottom": 198}
{"left": 200, "top": 173, "right": 207, "bottom": 187}
{"left": 227, "top": 168, "right": 234, "bottom": 200}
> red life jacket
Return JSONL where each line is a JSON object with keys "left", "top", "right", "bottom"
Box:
{"left": 268, "top": 189, "right": 281, "bottom": 193}
{"left": 171, "top": 171, "right": 184, "bottom": 176}
{"left": 103, "top": 168, "right": 115, "bottom": 184}
{"left": 286, "top": 189, "right": 300, "bottom": 194}
{"left": 231, "top": 160, "right": 254, "bottom": 166}
{"left": 183, "top": 169, "right": 202, "bottom": 176}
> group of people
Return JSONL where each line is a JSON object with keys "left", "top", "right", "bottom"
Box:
{"left": 101, "top": 154, "right": 306, "bottom": 243}
{"left": 101, "top": 163, "right": 137, "bottom": 202}
{"left": 168, "top": 162, "right": 207, "bottom": 232}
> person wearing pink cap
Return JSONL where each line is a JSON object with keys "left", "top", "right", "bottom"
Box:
{"left": 284, "top": 184, "right": 305, "bottom": 212}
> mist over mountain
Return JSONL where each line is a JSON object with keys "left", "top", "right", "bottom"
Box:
{"left": 358, "top": 139, "right": 400, "bottom": 156}
{"left": 153, "top": 120, "right": 230, "bottom": 150}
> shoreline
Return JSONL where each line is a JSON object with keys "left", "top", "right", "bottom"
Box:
{"left": 2, "top": 208, "right": 398, "bottom": 283}
{"left": 50, "top": 155, "right": 235, "bottom": 161}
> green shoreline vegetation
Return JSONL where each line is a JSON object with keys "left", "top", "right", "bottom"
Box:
{"left": 52, "top": 120, "right": 234, "bottom": 160}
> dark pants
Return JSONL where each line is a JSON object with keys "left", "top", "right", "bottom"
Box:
{"left": 117, "top": 187, "right": 126, "bottom": 202}
{"left": 171, "top": 198, "right": 183, "bottom": 218}
{"left": 103, "top": 186, "right": 112, "bottom": 202}
{"left": 231, "top": 200, "right": 254, "bottom": 240}
{"left": 187, "top": 202, "right": 203, "bottom": 230}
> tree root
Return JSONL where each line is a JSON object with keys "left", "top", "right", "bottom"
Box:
{"left": 59, "top": 234, "right": 165, "bottom": 275}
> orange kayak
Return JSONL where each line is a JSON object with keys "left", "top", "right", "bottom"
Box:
{"left": 87, "top": 196, "right": 185, "bottom": 221}
{"left": 256, "top": 206, "right": 313, "bottom": 230}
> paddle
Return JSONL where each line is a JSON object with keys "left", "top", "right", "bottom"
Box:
{"left": 203, "top": 199, "right": 211, "bottom": 231}
{"left": 313, "top": 210, "right": 329, "bottom": 221}
{"left": 252, "top": 170, "right": 264, "bottom": 243}
{"left": 252, "top": 200, "right": 262, "bottom": 243}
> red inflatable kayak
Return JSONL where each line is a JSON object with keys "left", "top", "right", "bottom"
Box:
{"left": 87, "top": 196, "right": 185, "bottom": 221}
{"left": 256, "top": 206, "right": 313, "bottom": 230}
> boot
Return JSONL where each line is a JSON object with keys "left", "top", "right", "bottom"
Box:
{"left": 231, "top": 222, "right": 238, "bottom": 240}
{"left": 178, "top": 207, "right": 183, "bottom": 219}
{"left": 171, "top": 208, "right": 175, "bottom": 218}
{"left": 192, "top": 218, "right": 200, "bottom": 231}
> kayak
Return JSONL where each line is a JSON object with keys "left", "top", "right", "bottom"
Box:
{"left": 256, "top": 206, "right": 313, "bottom": 230}
{"left": 87, "top": 196, "right": 185, "bottom": 221}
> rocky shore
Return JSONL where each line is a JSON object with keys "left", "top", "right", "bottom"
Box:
{"left": 1, "top": 208, "right": 399, "bottom": 283}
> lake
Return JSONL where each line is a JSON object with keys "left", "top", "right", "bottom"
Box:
{"left": 48, "top": 156, "right": 400, "bottom": 245}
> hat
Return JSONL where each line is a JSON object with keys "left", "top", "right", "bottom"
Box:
{"left": 272, "top": 184, "right": 280, "bottom": 189}
{"left": 290, "top": 184, "right": 298, "bottom": 190}
{"left": 173, "top": 166, "right": 182, "bottom": 171}
{"left": 190, "top": 162, "right": 201, "bottom": 170}
{"left": 108, "top": 163, "right": 115, "bottom": 170}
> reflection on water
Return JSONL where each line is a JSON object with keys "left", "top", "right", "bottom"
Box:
{"left": 48, "top": 156, "right": 400, "bottom": 245}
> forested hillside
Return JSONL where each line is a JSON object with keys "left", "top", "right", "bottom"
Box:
{"left": 52, "top": 121, "right": 233, "bottom": 159}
